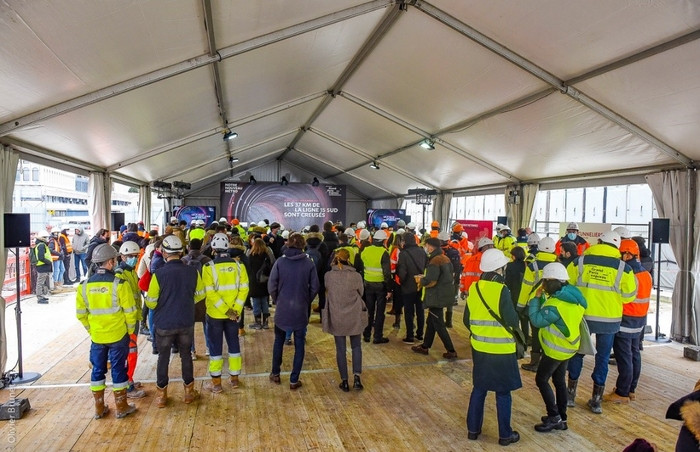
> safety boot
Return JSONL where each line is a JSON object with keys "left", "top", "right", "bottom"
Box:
{"left": 567, "top": 377, "right": 578, "bottom": 407}
{"left": 603, "top": 388, "right": 630, "bottom": 404}
{"left": 183, "top": 381, "right": 199, "bottom": 404}
{"left": 521, "top": 352, "right": 540, "bottom": 372}
{"left": 92, "top": 389, "right": 110, "bottom": 419}
{"left": 262, "top": 314, "right": 270, "bottom": 329}
{"left": 587, "top": 384, "right": 605, "bottom": 414}
{"left": 114, "top": 388, "right": 137, "bottom": 418}
{"left": 156, "top": 385, "right": 168, "bottom": 408}
{"left": 205, "top": 376, "right": 223, "bottom": 393}
{"left": 229, "top": 375, "right": 240, "bottom": 389}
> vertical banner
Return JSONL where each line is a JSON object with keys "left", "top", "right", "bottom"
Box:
{"left": 221, "top": 182, "right": 346, "bottom": 231}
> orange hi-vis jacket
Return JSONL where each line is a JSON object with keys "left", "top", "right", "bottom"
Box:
{"left": 390, "top": 246, "right": 401, "bottom": 284}
{"left": 460, "top": 251, "right": 482, "bottom": 295}
{"left": 624, "top": 265, "right": 652, "bottom": 318}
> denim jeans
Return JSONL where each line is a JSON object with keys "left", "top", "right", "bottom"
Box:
{"left": 536, "top": 354, "right": 569, "bottom": 420}
{"left": 90, "top": 334, "right": 129, "bottom": 391}
{"left": 334, "top": 335, "right": 362, "bottom": 380}
{"left": 251, "top": 296, "right": 270, "bottom": 318}
{"left": 155, "top": 327, "right": 194, "bottom": 387}
{"left": 467, "top": 387, "right": 513, "bottom": 439}
{"left": 272, "top": 325, "right": 306, "bottom": 384}
{"left": 567, "top": 332, "right": 615, "bottom": 385}
{"left": 74, "top": 253, "right": 87, "bottom": 280}
{"left": 612, "top": 333, "right": 641, "bottom": 396}
{"left": 402, "top": 291, "right": 424, "bottom": 339}
{"left": 52, "top": 259, "right": 65, "bottom": 283}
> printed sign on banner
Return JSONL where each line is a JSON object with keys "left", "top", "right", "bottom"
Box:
{"left": 558, "top": 222, "right": 612, "bottom": 245}
{"left": 455, "top": 220, "right": 494, "bottom": 249}
{"left": 175, "top": 206, "right": 217, "bottom": 227}
{"left": 221, "top": 182, "right": 346, "bottom": 232}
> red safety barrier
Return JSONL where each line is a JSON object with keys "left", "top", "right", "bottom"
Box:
{"left": 3, "top": 249, "right": 31, "bottom": 304}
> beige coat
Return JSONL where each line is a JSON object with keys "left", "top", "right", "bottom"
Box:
{"left": 322, "top": 265, "right": 365, "bottom": 337}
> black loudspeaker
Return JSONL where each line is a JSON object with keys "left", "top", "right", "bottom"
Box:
{"left": 651, "top": 218, "right": 670, "bottom": 244}
{"left": 3, "top": 213, "right": 31, "bottom": 248}
{"left": 111, "top": 212, "right": 125, "bottom": 232}
{"left": 497, "top": 215, "right": 508, "bottom": 225}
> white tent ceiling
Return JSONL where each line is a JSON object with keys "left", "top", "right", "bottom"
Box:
{"left": 1, "top": 0, "right": 699, "bottom": 200}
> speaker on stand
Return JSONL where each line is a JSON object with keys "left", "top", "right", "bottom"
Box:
{"left": 646, "top": 218, "right": 671, "bottom": 343}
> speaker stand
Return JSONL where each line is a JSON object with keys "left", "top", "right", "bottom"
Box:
{"left": 645, "top": 242, "right": 671, "bottom": 343}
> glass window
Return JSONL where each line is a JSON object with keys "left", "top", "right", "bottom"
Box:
{"left": 32, "top": 167, "right": 39, "bottom": 181}
{"left": 22, "top": 167, "right": 29, "bottom": 181}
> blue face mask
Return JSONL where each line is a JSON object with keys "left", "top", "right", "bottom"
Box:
{"left": 126, "top": 256, "right": 138, "bottom": 267}
{"left": 567, "top": 232, "right": 577, "bottom": 241}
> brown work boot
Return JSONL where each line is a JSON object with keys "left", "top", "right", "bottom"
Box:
{"left": 205, "top": 376, "right": 223, "bottom": 393}
{"left": 603, "top": 389, "right": 630, "bottom": 404}
{"left": 156, "top": 385, "right": 168, "bottom": 408}
{"left": 92, "top": 389, "right": 110, "bottom": 419}
{"left": 183, "top": 381, "right": 199, "bottom": 404}
{"left": 113, "top": 388, "right": 137, "bottom": 418}
{"left": 229, "top": 375, "right": 240, "bottom": 389}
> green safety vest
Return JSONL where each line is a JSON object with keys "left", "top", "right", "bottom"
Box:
{"left": 466, "top": 280, "right": 515, "bottom": 354}
{"left": 361, "top": 246, "right": 387, "bottom": 283}
{"left": 539, "top": 297, "right": 585, "bottom": 360}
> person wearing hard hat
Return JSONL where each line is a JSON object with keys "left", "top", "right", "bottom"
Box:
{"left": 58, "top": 225, "right": 75, "bottom": 285}
{"left": 525, "top": 232, "right": 541, "bottom": 262}
{"left": 604, "top": 239, "right": 652, "bottom": 404}
{"left": 464, "top": 248, "right": 522, "bottom": 446}
{"left": 429, "top": 220, "right": 440, "bottom": 239}
{"left": 565, "top": 230, "right": 637, "bottom": 415}
{"left": 555, "top": 222, "right": 590, "bottom": 257}
{"left": 460, "top": 237, "right": 494, "bottom": 298}
{"left": 360, "top": 229, "right": 392, "bottom": 344}
{"left": 76, "top": 243, "right": 140, "bottom": 420}
{"left": 201, "top": 232, "right": 249, "bottom": 393}
{"left": 527, "top": 262, "right": 586, "bottom": 433}
{"left": 357, "top": 228, "right": 371, "bottom": 250}
{"left": 518, "top": 236, "right": 559, "bottom": 373}
{"left": 115, "top": 241, "right": 147, "bottom": 399}
{"left": 34, "top": 230, "right": 54, "bottom": 304}
{"left": 355, "top": 220, "right": 367, "bottom": 243}
{"left": 494, "top": 224, "right": 516, "bottom": 258}
{"left": 411, "top": 237, "right": 458, "bottom": 358}
{"left": 145, "top": 235, "right": 205, "bottom": 408}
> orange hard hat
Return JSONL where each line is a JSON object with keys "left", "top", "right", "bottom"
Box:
{"left": 232, "top": 218, "right": 240, "bottom": 226}
{"left": 452, "top": 223, "right": 463, "bottom": 233}
{"left": 431, "top": 220, "right": 439, "bottom": 228}
{"left": 619, "top": 239, "right": 639, "bottom": 256}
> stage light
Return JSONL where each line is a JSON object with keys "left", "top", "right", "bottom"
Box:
{"left": 311, "top": 177, "right": 320, "bottom": 186}
{"left": 280, "top": 176, "right": 289, "bottom": 186}
{"left": 420, "top": 139, "right": 435, "bottom": 150}
{"left": 223, "top": 129, "right": 238, "bottom": 141}
{"left": 173, "top": 181, "right": 191, "bottom": 190}
{"left": 369, "top": 161, "right": 380, "bottom": 170}
{"left": 249, "top": 176, "right": 257, "bottom": 185}
{"left": 152, "top": 180, "right": 172, "bottom": 190}
{"left": 228, "top": 156, "right": 239, "bottom": 164}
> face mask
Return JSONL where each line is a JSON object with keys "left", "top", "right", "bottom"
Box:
{"left": 126, "top": 257, "right": 138, "bottom": 267}
{"left": 567, "top": 232, "right": 577, "bottom": 241}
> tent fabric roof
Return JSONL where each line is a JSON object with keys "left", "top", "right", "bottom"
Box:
{"left": 1, "top": 0, "right": 699, "bottom": 199}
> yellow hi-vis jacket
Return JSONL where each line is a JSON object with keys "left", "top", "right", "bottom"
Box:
{"left": 188, "top": 227, "right": 205, "bottom": 242}
{"left": 466, "top": 280, "right": 516, "bottom": 354}
{"left": 115, "top": 265, "right": 143, "bottom": 313}
{"left": 202, "top": 258, "right": 249, "bottom": 319}
{"left": 361, "top": 245, "right": 387, "bottom": 283}
{"left": 76, "top": 270, "right": 139, "bottom": 344}
{"left": 567, "top": 244, "right": 637, "bottom": 326}
{"left": 516, "top": 252, "right": 558, "bottom": 309}
{"left": 539, "top": 297, "right": 585, "bottom": 361}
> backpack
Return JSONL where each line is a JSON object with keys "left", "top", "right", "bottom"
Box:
{"left": 306, "top": 247, "right": 324, "bottom": 275}
{"left": 182, "top": 254, "right": 205, "bottom": 275}
{"left": 255, "top": 255, "right": 272, "bottom": 283}
{"left": 29, "top": 246, "right": 39, "bottom": 266}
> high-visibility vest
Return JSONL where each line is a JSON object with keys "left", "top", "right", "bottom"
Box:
{"left": 461, "top": 251, "right": 482, "bottom": 293}
{"left": 517, "top": 252, "right": 558, "bottom": 308}
{"left": 76, "top": 274, "right": 139, "bottom": 344}
{"left": 115, "top": 266, "right": 143, "bottom": 311}
{"left": 466, "top": 280, "right": 516, "bottom": 354}
{"left": 188, "top": 227, "right": 205, "bottom": 242}
{"left": 49, "top": 237, "right": 61, "bottom": 261}
{"left": 60, "top": 233, "right": 73, "bottom": 253}
{"left": 390, "top": 247, "right": 400, "bottom": 284}
{"left": 539, "top": 297, "right": 585, "bottom": 360}
{"left": 361, "top": 246, "right": 387, "bottom": 283}
{"left": 494, "top": 234, "right": 516, "bottom": 258}
{"left": 568, "top": 244, "right": 637, "bottom": 325}
{"left": 202, "top": 258, "right": 250, "bottom": 319}
{"left": 35, "top": 242, "right": 52, "bottom": 266}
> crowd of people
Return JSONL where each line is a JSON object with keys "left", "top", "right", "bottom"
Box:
{"left": 49, "top": 215, "right": 673, "bottom": 447}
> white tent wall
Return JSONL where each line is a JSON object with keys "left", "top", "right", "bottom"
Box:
{"left": 0, "top": 145, "right": 19, "bottom": 376}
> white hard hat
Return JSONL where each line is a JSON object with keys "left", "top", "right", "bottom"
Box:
{"left": 539, "top": 236, "right": 556, "bottom": 253}
{"left": 119, "top": 241, "right": 140, "bottom": 255}
{"left": 170, "top": 216, "right": 178, "bottom": 223}
{"left": 406, "top": 222, "right": 416, "bottom": 230}
{"left": 219, "top": 217, "right": 228, "bottom": 223}
{"left": 495, "top": 223, "right": 504, "bottom": 231}
{"left": 196, "top": 219, "right": 205, "bottom": 226}
{"left": 527, "top": 232, "right": 541, "bottom": 246}
{"left": 281, "top": 230, "right": 290, "bottom": 239}
{"left": 501, "top": 224, "right": 511, "bottom": 231}
{"left": 162, "top": 235, "right": 184, "bottom": 253}
{"left": 344, "top": 228, "right": 355, "bottom": 236}
{"left": 613, "top": 226, "right": 631, "bottom": 239}
{"left": 380, "top": 222, "right": 388, "bottom": 229}
{"left": 211, "top": 233, "right": 230, "bottom": 250}
{"left": 600, "top": 230, "right": 621, "bottom": 248}
{"left": 567, "top": 222, "right": 580, "bottom": 230}
{"left": 480, "top": 248, "right": 510, "bottom": 272}
{"left": 437, "top": 231, "right": 450, "bottom": 242}
{"left": 257, "top": 220, "right": 267, "bottom": 228}
{"left": 92, "top": 243, "right": 119, "bottom": 264}
{"left": 357, "top": 221, "right": 366, "bottom": 229}
{"left": 190, "top": 219, "right": 197, "bottom": 225}
{"left": 373, "top": 229, "right": 388, "bottom": 241}
{"left": 359, "top": 229, "right": 371, "bottom": 241}
{"left": 542, "top": 262, "right": 569, "bottom": 282}
{"left": 396, "top": 228, "right": 405, "bottom": 235}
{"left": 477, "top": 237, "right": 494, "bottom": 250}
{"left": 461, "top": 231, "right": 469, "bottom": 239}
{"left": 37, "top": 230, "right": 50, "bottom": 239}
{"left": 396, "top": 219, "right": 406, "bottom": 228}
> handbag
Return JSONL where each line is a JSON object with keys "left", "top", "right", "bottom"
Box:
{"left": 475, "top": 283, "right": 527, "bottom": 359}
{"left": 138, "top": 269, "right": 152, "bottom": 292}
{"left": 256, "top": 255, "right": 271, "bottom": 283}
{"left": 578, "top": 319, "right": 596, "bottom": 356}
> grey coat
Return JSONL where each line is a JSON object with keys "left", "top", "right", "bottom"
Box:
{"left": 322, "top": 264, "right": 366, "bottom": 337}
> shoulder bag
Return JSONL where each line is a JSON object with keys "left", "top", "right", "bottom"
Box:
{"left": 475, "top": 282, "right": 526, "bottom": 359}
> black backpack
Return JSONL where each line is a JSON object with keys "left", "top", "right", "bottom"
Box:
{"left": 306, "top": 247, "right": 324, "bottom": 275}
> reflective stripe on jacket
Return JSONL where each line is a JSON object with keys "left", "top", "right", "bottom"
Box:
{"left": 517, "top": 252, "right": 557, "bottom": 308}
{"left": 466, "top": 280, "right": 516, "bottom": 354}
{"left": 202, "top": 258, "right": 250, "bottom": 319}
{"left": 539, "top": 297, "right": 585, "bottom": 360}
{"left": 361, "top": 246, "right": 387, "bottom": 283}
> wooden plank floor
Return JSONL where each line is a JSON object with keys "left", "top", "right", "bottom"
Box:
{"left": 0, "top": 303, "right": 697, "bottom": 452}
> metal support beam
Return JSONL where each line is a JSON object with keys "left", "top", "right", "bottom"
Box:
{"left": 415, "top": 2, "right": 694, "bottom": 169}
{"left": 0, "top": 0, "right": 391, "bottom": 137}
{"left": 278, "top": 2, "right": 402, "bottom": 160}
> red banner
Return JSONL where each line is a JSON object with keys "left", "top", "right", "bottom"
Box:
{"left": 3, "top": 249, "right": 31, "bottom": 304}
{"left": 455, "top": 220, "right": 494, "bottom": 248}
